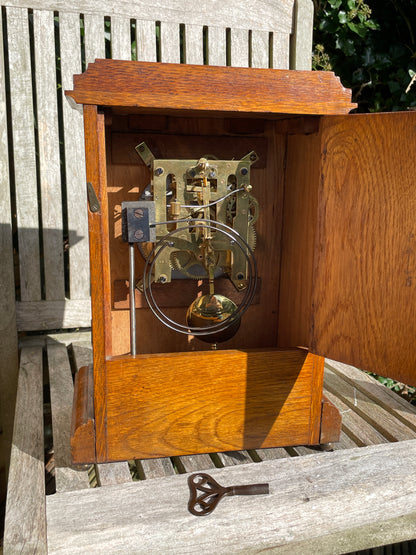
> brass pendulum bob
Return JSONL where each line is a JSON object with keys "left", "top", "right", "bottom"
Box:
{"left": 186, "top": 265, "right": 240, "bottom": 344}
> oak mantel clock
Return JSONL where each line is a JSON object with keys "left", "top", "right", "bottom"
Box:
{"left": 66, "top": 60, "right": 416, "bottom": 464}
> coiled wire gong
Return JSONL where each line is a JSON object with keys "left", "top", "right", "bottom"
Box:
{"left": 142, "top": 219, "right": 257, "bottom": 344}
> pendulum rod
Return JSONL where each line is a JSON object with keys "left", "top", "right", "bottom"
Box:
{"left": 129, "top": 242, "right": 137, "bottom": 355}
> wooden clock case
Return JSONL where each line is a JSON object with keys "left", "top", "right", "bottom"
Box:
{"left": 67, "top": 60, "right": 416, "bottom": 464}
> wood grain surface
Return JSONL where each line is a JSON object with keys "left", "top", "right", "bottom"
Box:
{"left": 3, "top": 347, "right": 46, "bottom": 554}
{"left": 46, "top": 439, "right": 416, "bottom": 555}
{"left": 83, "top": 105, "right": 112, "bottom": 460}
{"left": 66, "top": 59, "right": 356, "bottom": 115}
{"left": 310, "top": 112, "right": 416, "bottom": 385}
{"left": 102, "top": 349, "right": 324, "bottom": 460}
{"left": 71, "top": 365, "right": 96, "bottom": 464}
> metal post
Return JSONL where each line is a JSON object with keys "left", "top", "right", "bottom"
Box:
{"left": 129, "top": 242, "right": 137, "bottom": 355}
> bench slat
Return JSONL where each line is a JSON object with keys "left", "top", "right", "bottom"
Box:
{"left": 16, "top": 299, "right": 91, "bottom": 330}
{"left": 230, "top": 28, "right": 249, "bottom": 68}
{"left": 84, "top": 13, "right": 106, "bottom": 66}
{"left": 207, "top": 26, "right": 226, "bottom": 66}
{"left": 175, "top": 453, "right": 216, "bottom": 473}
{"left": 46, "top": 440, "right": 416, "bottom": 554}
{"left": 251, "top": 29, "right": 269, "bottom": 69}
{"left": 184, "top": 24, "right": 204, "bottom": 65}
{"left": 324, "top": 368, "right": 416, "bottom": 442}
{"left": 34, "top": 10, "right": 65, "bottom": 301}
{"left": 4, "top": 347, "right": 46, "bottom": 554}
{"left": 217, "top": 450, "right": 252, "bottom": 466}
{"left": 6, "top": 6, "right": 41, "bottom": 302}
{"left": 0, "top": 5, "right": 19, "bottom": 502}
{"left": 95, "top": 462, "right": 132, "bottom": 486}
{"left": 327, "top": 359, "right": 416, "bottom": 431}
{"left": 324, "top": 387, "right": 389, "bottom": 447}
{"left": 272, "top": 32, "right": 290, "bottom": 70}
{"left": 59, "top": 10, "right": 91, "bottom": 300}
{"left": 137, "top": 457, "right": 176, "bottom": 479}
{"left": 160, "top": 21, "right": 180, "bottom": 64}
{"left": 47, "top": 343, "right": 90, "bottom": 492}
{"left": 110, "top": 15, "right": 132, "bottom": 61}
{"left": 135, "top": 19, "right": 157, "bottom": 62}
{"left": 1, "top": 0, "right": 294, "bottom": 35}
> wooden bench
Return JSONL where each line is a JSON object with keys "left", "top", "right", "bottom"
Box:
{"left": 3, "top": 1, "right": 416, "bottom": 553}
{"left": 5, "top": 332, "right": 416, "bottom": 553}
{"left": 0, "top": 0, "right": 313, "bottom": 499}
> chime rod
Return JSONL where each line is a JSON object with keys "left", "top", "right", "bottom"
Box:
{"left": 129, "top": 242, "right": 137, "bottom": 355}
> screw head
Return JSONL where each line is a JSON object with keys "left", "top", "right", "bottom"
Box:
{"left": 159, "top": 274, "right": 167, "bottom": 283}
{"left": 134, "top": 229, "right": 144, "bottom": 240}
{"left": 155, "top": 167, "right": 164, "bottom": 176}
{"left": 134, "top": 208, "right": 144, "bottom": 219}
{"left": 240, "top": 167, "right": 248, "bottom": 176}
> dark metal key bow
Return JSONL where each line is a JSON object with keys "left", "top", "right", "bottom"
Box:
{"left": 188, "top": 472, "right": 269, "bottom": 516}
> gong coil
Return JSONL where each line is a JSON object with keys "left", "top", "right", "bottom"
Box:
{"left": 142, "top": 219, "right": 257, "bottom": 341}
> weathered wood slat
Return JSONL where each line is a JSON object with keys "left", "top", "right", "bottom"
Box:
{"left": 47, "top": 343, "right": 90, "bottom": 492}
{"left": 110, "top": 15, "right": 131, "bottom": 61}
{"left": 95, "top": 462, "right": 132, "bottom": 486}
{"left": 326, "top": 359, "right": 416, "bottom": 431}
{"left": 207, "top": 26, "right": 226, "bottom": 66}
{"left": 34, "top": 9, "right": 65, "bottom": 301}
{"left": 217, "top": 451, "right": 252, "bottom": 466}
{"left": 16, "top": 299, "right": 91, "bottom": 330}
{"left": 6, "top": 6, "right": 41, "bottom": 302}
{"left": 251, "top": 30, "right": 269, "bottom": 69}
{"left": 184, "top": 24, "right": 204, "bottom": 65}
{"left": 3, "top": 347, "right": 46, "bottom": 554}
{"left": 0, "top": 7, "right": 19, "bottom": 500}
{"left": 230, "top": 28, "right": 249, "bottom": 68}
{"left": 324, "top": 367, "right": 416, "bottom": 442}
{"left": 46, "top": 440, "right": 416, "bottom": 554}
{"left": 175, "top": 454, "right": 216, "bottom": 473}
{"left": 324, "top": 387, "right": 389, "bottom": 447}
{"left": 84, "top": 13, "right": 105, "bottom": 66}
{"left": 254, "top": 447, "right": 290, "bottom": 461}
{"left": 19, "top": 330, "right": 92, "bottom": 348}
{"left": 272, "top": 32, "right": 290, "bottom": 69}
{"left": 2, "top": 0, "right": 295, "bottom": 35}
{"left": 137, "top": 457, "right": 176, "bottom": 479}
{"left": 160, "top": 21, "right": 180, "bottom": 64}
{"left": 59, "top": 11, "right": 90, "bottom": 301}
{"left": 135, "top": 19, "right": 157, "bottom": 62}
{"left": 290, "top": 0, "right": 313, "bottom": 70}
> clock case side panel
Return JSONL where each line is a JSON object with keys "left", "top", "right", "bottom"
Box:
{"left": 83, "top": 105, "right": 112, "bottom": 462}
{"left": 309, "top": 112, "right": 416, "bottom": 386}
{"left": 278, "top": 117, "right": 322, "bottom": 349}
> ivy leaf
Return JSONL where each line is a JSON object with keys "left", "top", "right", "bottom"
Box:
{"left": 347, "top": 21, "right": 367, "bottom": 37}
{"left": 347, "top": 0, "right": 356, "bottom": 9}
{"left": 338, "top": 11, "right": 348, "bottom": 24}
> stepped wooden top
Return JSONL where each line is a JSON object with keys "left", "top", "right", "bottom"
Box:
{"left": 66, "top": 59, "right": 356, "bottom": 116}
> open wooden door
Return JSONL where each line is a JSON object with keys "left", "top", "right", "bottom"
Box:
{"left": 310, "top": 111, "right": 416, "bottom": 385}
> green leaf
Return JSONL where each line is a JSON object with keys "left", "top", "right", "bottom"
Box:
{"left": 347, "top": 0, "right": 356, "bottom": 9}
{"left": 329, "top": 0, "right": 342, "bottom": 8}
{"left": 347, "top": 21, "right": 367, "bottom": 37}
{"left": 338, "top": 11, "right": 348, "bottom": 24}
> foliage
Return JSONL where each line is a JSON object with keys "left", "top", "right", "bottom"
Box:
{"left": 313, "top": 0, "right": 416, "bottom": 112}
{"left": 367, "top": 373, "right": 416, "bottom": 405}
